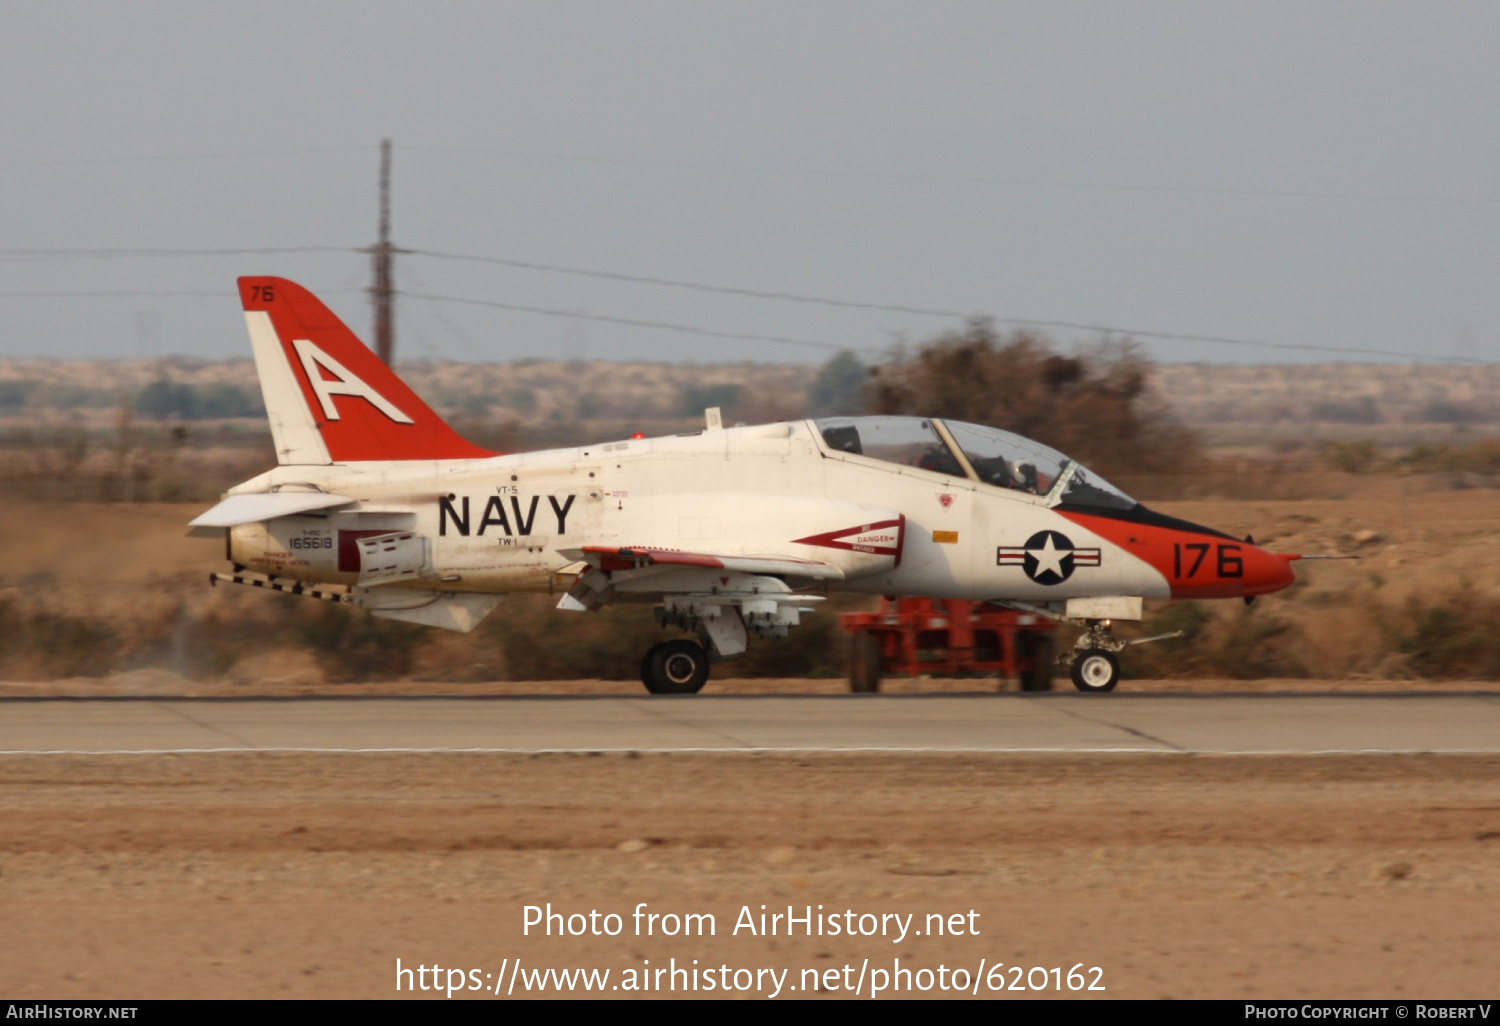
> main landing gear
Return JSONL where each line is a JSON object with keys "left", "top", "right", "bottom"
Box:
{"left": 567, "top": 572, "right": 820, "bottom": 695}
{"left": 640, "top": 639, "right": 711, "bottom": 695}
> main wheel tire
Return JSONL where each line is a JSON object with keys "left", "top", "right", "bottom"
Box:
{"left": 849, "top": 633, "right": 883, "bottom": 693}
{"left": 1070, "top": 649, "right": 1121, "bottom": 693}
{"left": 1018, "top": 633, "right": 1055, "bottom": 692}
{"left": 642, "top": 640, "right": 711, "bottom": 695}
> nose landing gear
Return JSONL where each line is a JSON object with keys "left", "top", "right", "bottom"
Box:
{"left": 1068, "top": 620, "right": 1125, "bottom": 693}
{"left": 1062, "top": 618, "right": 1185, "bottom": 693}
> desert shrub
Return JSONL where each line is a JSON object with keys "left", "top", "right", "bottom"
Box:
{"left": 807, "top": 351, "right": 867, "bottom": 416}
{"left": 135, "top": 381, "right": 199, "bottom": 419}
{"left": 296, "top": 603, "right": 427, "bottom": 682}
{"left": 136, "top": 381, "right": 262, "bottom": 420}
{"left": 1118, "top": 601, "right": 1212, "bottom": 677}
{"left": 501, "top": 387, "right": 538, "bottom": 415}
{"left": 23, "top": 610, "right": 119, "bottom": 677}
{"left": 679, "top": 384, "right": 743, "bottom": 419}
{"left": 28, "top": 384, "right": 114, "bottom": 410}
{"left": 1386, "top": 589, "right": 1500, "bottom": 679}
{"left": 196, "top": 383, "right": 262, "bottom": 419}
{"left": 1207, "top": 607, "right": 1306, "bottom": 679}
{"left": 725, "top": 606, "right": 851, "bottom": 678}
{"left": 1310, "top": 398, "right": 1380, "bottom": 424}
{"left": 1117, "top": 601, "right": 1306, "bottom": 679}
{"left": 134, "top": 600, "right": 309, "bottom": 680}
{"left": 12, "top": 583, "right": 1500, "bottom": 684}
{"left": 0, "top": 598, "right": 119, "bottom": 679}
{"left": 433, "top": 594, "right": 859, "bottom": 681}
{"left": 1395, "top": 441, "right": 1500, "bottom": 476}
{"left": 0, "top": 381, "right": 36, "bottom": 412}
{"left": 1319, "top": 440, "right": 1380, "bottom": 474}
{"left": 0, "top": 420, "right": 268, "bottom": 503}
{"left": 1418, "top": 401, "right": 1489, "bottom": 425}
{"left": 478, "top": 597, "right": 662, "bottom": 680}
{"left": 866, "top": 321, "right": 1198, "bottom": 478}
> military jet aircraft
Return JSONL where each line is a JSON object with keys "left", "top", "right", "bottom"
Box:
{"left": 189, "top": 277, "right": 1304, "bottom": 693}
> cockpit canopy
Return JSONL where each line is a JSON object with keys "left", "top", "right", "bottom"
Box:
{"left": 813, "top": 415, "right": 1137, "bottom": 511}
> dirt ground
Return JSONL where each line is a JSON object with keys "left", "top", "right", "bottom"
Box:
{"left": 1, "top": 488, "right": 1496, "bottom": 999}
{"left": 1, "top": 751, "right": 1497, "bottom": 999}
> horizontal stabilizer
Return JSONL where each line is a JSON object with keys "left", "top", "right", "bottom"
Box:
{"left": 188, "top": 491, "right": 356, "bottom": 533}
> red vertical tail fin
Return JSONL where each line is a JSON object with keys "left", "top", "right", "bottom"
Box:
{"left": 238, "top": 276, "right": 495, "bottom": 464}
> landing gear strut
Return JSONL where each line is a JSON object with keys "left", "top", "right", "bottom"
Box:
{"left": 640, "top": 639, "right": 711, "bottom": 695}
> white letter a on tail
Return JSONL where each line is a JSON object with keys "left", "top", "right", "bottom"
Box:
{"left": 293, "top": 338, "right": 414, "bottom": 423}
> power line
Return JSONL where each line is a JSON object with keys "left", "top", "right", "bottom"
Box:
{"left": 0, "top": 287, "right": 363, "bottom": 299}
{"left": 404, "top": 145, "right": 1500, "bottom": 208}
{"left": 404, "top": 247, "right": 965, "bottom": 317}
{"left": 0, "top": 244, "right": 1478, "bottom": 362}
{"left": 0, "top": 246, "right": 353, "bottom": 263}
{"left": 398, "top": 290, "right": 852, "bottom": 353}
{"left": 0, "top": 145, "right": 374, "bottom": 170}
{"left": 6, "top": 141, "right": 1493, "bottom": 206}
{"left": 403, "top": 248, "right": 1474, "bottom": 363}
{"left": 988, "top": 321, "right": 1475, "bottom": 364}
{"left": 0, "top": 289, "right": 230, "bottom": 299}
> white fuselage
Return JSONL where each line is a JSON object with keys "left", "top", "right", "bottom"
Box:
{"left": 228, "top": 419, "right": 1171, "bottom": 604}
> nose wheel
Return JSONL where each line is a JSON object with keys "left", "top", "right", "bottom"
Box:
{"left": 640, "top": 639, "right": 711, "bottom": 694}
{"left": 1069, "top": 649, "right": 1120, "bottom": 693}
{"left": 1067, "top": 619, "right": 1125, "bottom": 693}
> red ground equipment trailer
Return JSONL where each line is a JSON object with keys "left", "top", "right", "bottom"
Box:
{"left": 839, "top": 597, "right": 1055, "bottom": 693}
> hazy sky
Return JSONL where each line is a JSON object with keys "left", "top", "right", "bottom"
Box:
{"left": 2, "top": 1, "right": 1498, "bottom": 365}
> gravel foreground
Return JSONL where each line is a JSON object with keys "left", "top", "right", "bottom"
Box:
{"left": 0, "top": 751, "right": 1496, "bottom": 999}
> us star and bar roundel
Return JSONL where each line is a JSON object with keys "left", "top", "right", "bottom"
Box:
{"left": 997, "top": 530, "right": 1102, "bottom": 586}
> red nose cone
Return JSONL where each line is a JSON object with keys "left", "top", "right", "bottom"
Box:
{"left": 1057, "top": 509, "right": 1298, "bottom": 600}
{"left": 1241, "top": 546, "right": 1297, "bottom": 597}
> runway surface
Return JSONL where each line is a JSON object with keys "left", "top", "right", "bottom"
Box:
{"left": 1, "top": 692, "right": 1498, "bottom": 754}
